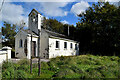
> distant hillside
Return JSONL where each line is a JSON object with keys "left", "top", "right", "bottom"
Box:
{"left": 2, "top": 55, "right": 119, "bottom": 79}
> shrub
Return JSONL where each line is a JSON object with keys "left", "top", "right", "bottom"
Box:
{"left": 47, "top": 61, "right": 58, "bottom": 71}
{"left": 54, "top": 68, "right": 75, "bottom": 78}
{"left": 2, "top": 61, "right": 14, "bottom": 70}
{"left": 17, "top": 59, "right": 30, "bottom": 65}
{"left": 110, "top": 56, "right": 119, "bottom": 61}
{"left": 14, "top": 70, "right": 31, "bottom": 79}
{"left": 17, "top": 65, "right": 29, "bottom": 72}
{"left": 41, "top": 62, "right": 49, "bottom": 69}
{"left": 70, "top": 65, "right": 83, "bottom": 73}
{"left": 2, "top": 55, "right": 119, "bottom": 79}
{"left": 2, "top": 67, "right": 15, "bottom": 78}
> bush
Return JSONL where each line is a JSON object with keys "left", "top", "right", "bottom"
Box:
{"left": 2, "top": 67, "right": 15, "bottom": 78}
{"left": 2, "top": 55, "right": 119, "bottom": 79}
{"left": 70, "top": 65, "right": 83, "bottom": 73}
{"left": 41, "top": 62, "right": 49, "bottom": 69}
{"left": 17, "top": 59, "right": 30, "bottom": 65}
{"left": 14, "top": 70, "right": 31, "bottom": 79}
{"left": 54, "top": 68, "right": 75, "bottom": 78}
{"left": 2, "top": 60, "right": 31, "bottom": 79}
{"left": 17, "top": 65, "right": 29, "bottom": 72}
{"left": 2, "top": 61, "right": 14, "bottom": 70}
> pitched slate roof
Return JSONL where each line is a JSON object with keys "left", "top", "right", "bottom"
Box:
{"left": 44, "top": 29, "right": 69, "bottom": 38}
{"left": 24, "top": 29, "right": 39, "bottom": 36}
{"left": 28, "top": 9, "right": 41, "bottom": 16}
{"left": 43, "top": 29, "right": 78, "bottom": 42}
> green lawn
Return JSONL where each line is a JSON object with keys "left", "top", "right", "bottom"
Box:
{"left": 2, "top": 54, "right": 120, "bottom": 79}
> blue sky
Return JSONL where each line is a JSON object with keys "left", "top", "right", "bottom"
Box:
{"left": 0, "top": 0, "right": 119, "bottom": 28}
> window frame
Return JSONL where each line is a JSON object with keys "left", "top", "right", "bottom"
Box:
{"left": 64, "top": 42, "right": 67, "bottom": 49}
{"left": 75, "top": 44, "right": 77, "bottom": 50}
{"left": 70, "top": 43, "right": 73, "bottom": 49}
{"left": 19, "top": 39, "right": 23, "bottom": 48}
{"left": 55, "top": 41, "right": 60, "bottom": 49}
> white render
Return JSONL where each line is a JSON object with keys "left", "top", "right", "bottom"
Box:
{"left": 49, "top": 37, "right": 79, "bottom": 58}
{"left": 27, "top": 35, "right": 38, "bottom": 59}
{"left": 0, "top": 52, "right": 7, "bottom": 64}
{"left": 0, "top": 47, "right": 12, "bottom": 64}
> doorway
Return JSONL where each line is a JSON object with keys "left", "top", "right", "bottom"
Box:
{"left": 32, "top": 41, "right": 36, "bottom": 57}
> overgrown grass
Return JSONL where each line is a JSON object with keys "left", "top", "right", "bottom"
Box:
{"left": 2, "top": 55, "right": 119, "bottom": 79}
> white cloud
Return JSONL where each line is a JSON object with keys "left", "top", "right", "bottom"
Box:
{"left": 61, "top": 20, "right": 69, "bottom": 24}
{"left": 4, "top": 0, "right": 120, "bottom": 2}
{"left": 71, "top": 1, "right": 90, "bottom": 16}
{"left": 5, "top": 0, "right": 76, "bottom": 2}
{"left": 105, "top": 0, "right": 120, "bottom": 2}
{"left": 38, "top": 2, "right": 69, "bottom": 17}
{"left": 0, "top": 1, "right": 71, "bottom": 27}
{"left": 24, "top": 2, "right": 70, "bottom": 17}
{"left": 0, "top": 2, "right": 28, "bottom": 27}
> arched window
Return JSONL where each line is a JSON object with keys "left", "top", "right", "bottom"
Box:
{"left": 75, "top": 44, "right": 77, "bottom": 50}
{"left": 24, "top": 39, "right": 27, "bottom": 56}
{"left": 19, "top": 39, "right": 23, "bottom": 48}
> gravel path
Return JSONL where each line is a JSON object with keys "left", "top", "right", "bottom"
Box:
{"left": 11, "top": 58, "right": 50, "bottom": 63}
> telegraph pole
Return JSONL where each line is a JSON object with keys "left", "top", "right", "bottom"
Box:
{"left": 38, "top": 29, "right": 41, "bottom": 76}
{"left": 30, "top": 33, "right": 32, "bottom": 74}
{"left": 68, "top": 25, "right": 69, "bottom": 36}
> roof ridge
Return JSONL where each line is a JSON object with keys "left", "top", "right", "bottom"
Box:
{"left": 44, "top": 29, "right": 66, "bottom": 37}
{"left": 28, "top": 9, "right": 41, "bottom": 16}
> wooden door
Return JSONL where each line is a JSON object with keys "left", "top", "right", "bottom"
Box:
{"left": 32, "top": 41, "right": 36, "bottom": 57}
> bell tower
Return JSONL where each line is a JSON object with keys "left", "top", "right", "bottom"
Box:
{"left": 28, "top": 9, "right": 42, "bottom": 34}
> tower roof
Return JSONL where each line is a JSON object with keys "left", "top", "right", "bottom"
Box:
{"left": 28, "top": 9, "right": 41, "bottom": 16}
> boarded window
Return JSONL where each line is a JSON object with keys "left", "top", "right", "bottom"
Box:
{"left": 64, "top": 42, "right": 67, "bottom": 49}
{"left": 19, "top": 39, "right": 23, "bottom": 48}
{"left": 75, "top": 44, "right": 77, "bottom": 50}
{"left": 70, "top": 43, "right": 72, "bottom": 49}
{"left": 56, "top": 41, "right": 59, "bottom": 48}
{"left": 24, "top": 39, "right": 27, "bottom": 56}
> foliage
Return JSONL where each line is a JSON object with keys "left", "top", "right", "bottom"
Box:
{"left": 17, "top": 59, "right": 30, "bottom": 65}
{"left": 42, "top": 18, "right": 64, "bottom": 34}
{"left": 42, "top": 17, "right": 77, "bottom": 40}
{"left": 2, "top": 22, "right": 17, "bottom": 48}
{"left": 76, "top": 2, "right": 120, "bottom": 56}
{"left": 2, "top": 55, "right": 119, "bottom": 79}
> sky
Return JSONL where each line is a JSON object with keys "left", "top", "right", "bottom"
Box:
{"left": 0, "top": 0, "right": 120, "bottom": 28}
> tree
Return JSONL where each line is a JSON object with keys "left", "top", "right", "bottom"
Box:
{"left": 77, "top": 2, "right": 120, "bottom": 56}
{"left": 63, "top": 24, "right": 77, "bottom": 40}
{"left": 42, "top": 18, "right": 64, "bottom": 34}
{"left": 2, "top": 22, "right": 17, "bottom": 48}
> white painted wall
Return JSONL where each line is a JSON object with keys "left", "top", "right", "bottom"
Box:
{"left": 0, "top": 47, "right": 12, "bottom": 64}
{"left": 0, "top": 52, "right": 7, "bottom": 64}
{"left": 49, "top": 37, "right": 79, "bottom": 58}
{"left": 27, "top": 34, "right": 38, "bottom": 59}
{"left": 2, "top": 47, "right": 12, "bottom": 59}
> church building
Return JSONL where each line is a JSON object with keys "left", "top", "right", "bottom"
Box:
{"left": 15, "top": 9, "right": 79, "bottom": 59}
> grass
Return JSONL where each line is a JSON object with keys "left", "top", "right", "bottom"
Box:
{"left": 2, "top": 54, "right": 120, "bottom": 79}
